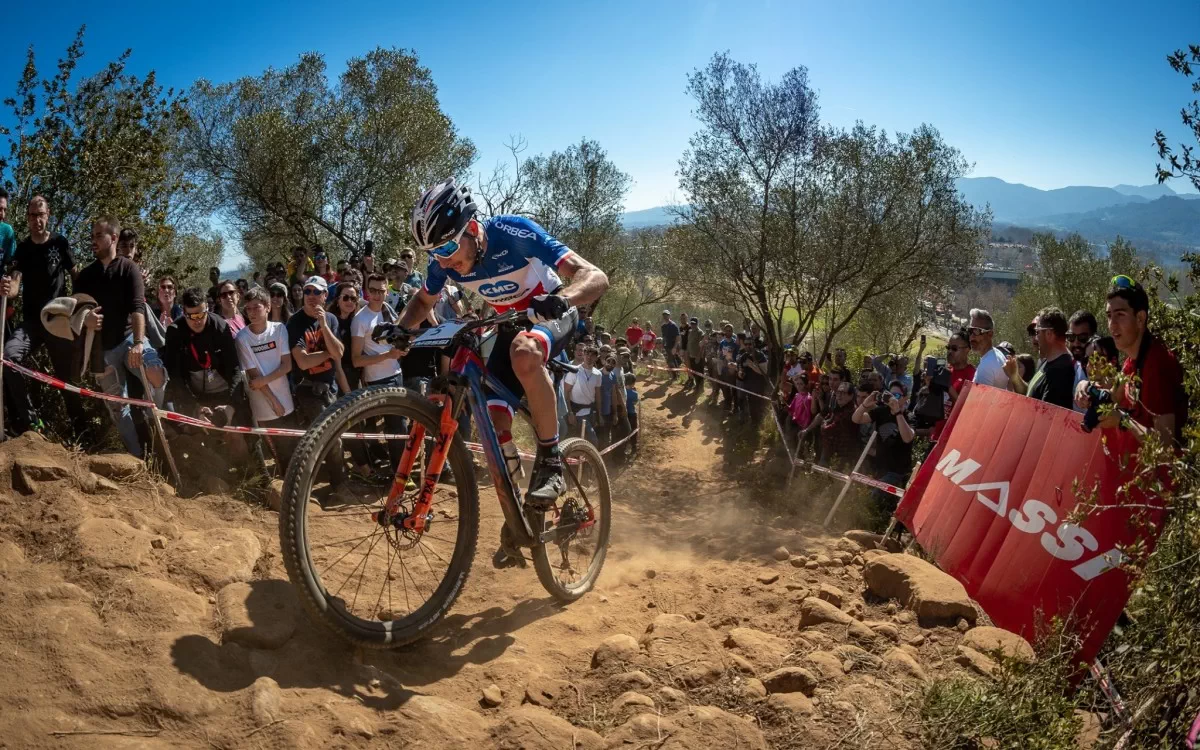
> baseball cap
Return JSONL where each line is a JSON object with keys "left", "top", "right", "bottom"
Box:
{"left": 303, "top": 276, "right": 328, "bottom": 292}
{"left": 689, "top": 317, "right": 699, "bottom": 324}
{"left": 662, "top": 309, "right": 671, "bottom": 315}
{"left": 383, "top": 258, "right": 401, "bottom": 269}
{"left": 617, "top": 346, "right": 631, "bottom": 356}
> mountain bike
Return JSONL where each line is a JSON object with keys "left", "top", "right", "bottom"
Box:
{"left": 278, "top": 309, "right": 611, "bottom": 648}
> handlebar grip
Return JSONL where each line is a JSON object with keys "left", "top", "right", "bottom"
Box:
{"left": 371, "top": 323, "right": 416, "bottom": 345}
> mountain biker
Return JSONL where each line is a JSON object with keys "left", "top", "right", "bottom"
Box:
{"left": 397, "top": 179, "right": 610, "bottom": 561}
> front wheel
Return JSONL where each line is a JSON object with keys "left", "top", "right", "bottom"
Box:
{"left": 279, "top": 385, "right": 480, "bottom": 649}
{"left": 530, "top": 437, "right": 611, "bottom": 602}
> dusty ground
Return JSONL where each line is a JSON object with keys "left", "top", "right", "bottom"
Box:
{"left": 0, "top": 377, "right": 997, "bottom": 749}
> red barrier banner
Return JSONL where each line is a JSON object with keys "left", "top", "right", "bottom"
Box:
{"left": 894, "top": 382, "right": 1163, "bottom": 665}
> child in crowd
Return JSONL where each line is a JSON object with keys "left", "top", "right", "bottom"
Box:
{"left": 624, "top": 373, "right": 639, "bottom": 458}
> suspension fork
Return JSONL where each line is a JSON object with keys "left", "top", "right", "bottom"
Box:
{"left": 381, "top": 394, "right": 459, "bottom": 532}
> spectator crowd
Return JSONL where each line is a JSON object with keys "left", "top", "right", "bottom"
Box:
{"left": 0, "top": 192, "right": 1185, "bottom": 516}
{"left": 644, "top": 283, "right": 1186, "bottom": 526}
{"left": 0, "top": 194, "right": 532, "bottom": 490}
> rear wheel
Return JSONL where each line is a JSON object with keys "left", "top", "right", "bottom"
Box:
{"left": 531, "top": 437, "right": 611, "bottom": 602}
{"left": 279, "top": 386, "right": 479, "bottom": 649}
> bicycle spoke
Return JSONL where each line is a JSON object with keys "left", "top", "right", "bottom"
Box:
{"left": 372, "top": 537, "right": 396, "bottom": 620}
{"left": 348, "top": 529, "right": 386, "bottom": 614}
{"left": 312, "top": 532, "right": 381, "bottom": 549}
{"left": 317, "top": 528, "right": 380, "bottom": 580}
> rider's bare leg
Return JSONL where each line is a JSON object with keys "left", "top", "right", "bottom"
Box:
{"left": 510, "top": 336, "right": 558, "bottom": 442}
{"left": 510, "top": 334, "right": 565, "bottom": 505}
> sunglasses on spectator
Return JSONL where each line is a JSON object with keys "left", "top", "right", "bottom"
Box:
{"left": 339, "top": 294, "right": 356, "bottom": 302}
{"left": 367, "top": 286, "right": 387, "bottom": 294}
{"left": 1111, "top": 274, "right": 1138, "bottom": 289}
{"left": 1065, "top": 333, "right": 1090, "bottom": 343}
{"left": 185, "top": 311, "right": 207, "bottom": 321}
{"left": 219, "top": 290, "right": 237, "bottom": 298}
{"left": 303, "top": 287, "right": 324, "bottom": 296}
{"left": 966, "top": 326, "right": 991, "bottom": 335}
{"left": 946, "top": 345, "right": 965, "bottom": 352}
{"left": 159, "top": 283, "right": 174, "bottom": 290}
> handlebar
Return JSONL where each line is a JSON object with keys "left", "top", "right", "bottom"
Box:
{"left": 371, "top": 308, "right": 532, "bottom": 346}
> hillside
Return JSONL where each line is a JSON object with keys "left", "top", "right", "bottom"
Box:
{"left": 0, "top": 384, "right": 1050, "bottom": 750}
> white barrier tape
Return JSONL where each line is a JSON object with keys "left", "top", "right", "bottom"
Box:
{"left": 7, "top": 355, "right": 640, "bottom": 463}
{"left": 770, "top": 388, "right": 905, "bottom": 499}
{"left": 645, "top": 363, "right": 774, "bottom": 402}
{"left": 3, "top": 357, "right": 412, "bottom": 441}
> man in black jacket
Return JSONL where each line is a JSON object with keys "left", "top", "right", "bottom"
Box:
{"left": 77, "top": 217, "right": 167, "bottom": 457}
{"left": 163, "top": 287, "right": 260, "bottom": 467}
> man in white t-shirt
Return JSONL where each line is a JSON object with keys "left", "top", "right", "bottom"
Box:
{"left": 434, "top": 282, "right": 463, "bottom": 323}
{"left": 967, "top": 308, "right": 1010, "bottom": 390}
{"left": 563, "top": 344, "right": 602, "bottom": 445}
{"left": 235, "top": 287, "right": 299, "bottom": 473}
{"left": 351, "top": 273, "right": 409, "bottom": 470}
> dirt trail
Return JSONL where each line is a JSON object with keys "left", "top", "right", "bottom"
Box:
{"left": 0, "top": 381, "right": 984, "bottom": 749}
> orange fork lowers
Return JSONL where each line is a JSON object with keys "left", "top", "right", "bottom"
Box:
{"left": 377, "top": 395, "right": 459, "bottom": 533}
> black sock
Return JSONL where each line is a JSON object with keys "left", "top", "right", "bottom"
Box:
{"left": 536, "top": 435, "right": 561, "bottom": 461}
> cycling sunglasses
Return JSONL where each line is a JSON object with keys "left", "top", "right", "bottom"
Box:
{"left": 185, "top": 310, "right": 207, "bottom": 322}
{"left": 1111, "top": 274, "right": 1138, "bottom": 289}
{"left": 429, "top": 225, "right": 470, "bottom": 259}
{"left": 429, "top": 239, "right": 461, "bottom": 259}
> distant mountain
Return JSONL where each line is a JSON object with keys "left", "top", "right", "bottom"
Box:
{"left": 955, "top": 177, "right": 1152, "bottom": 223}
{"left": 1039, "top": 195, "right": 1200, "bottom": 246}
{"left": 1112, "top": 183, "right": 1178, "bottom": 200}
{"left": 621, "top": 206, "right": 676, "bottom": 229}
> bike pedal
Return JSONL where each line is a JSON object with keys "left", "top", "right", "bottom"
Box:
{"left": 492, "top": 547, "right": 527, "bottom": 569}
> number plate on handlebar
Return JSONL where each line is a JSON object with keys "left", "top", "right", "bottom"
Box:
{"left": 410, "top": 320, "right": 470, "bottom": 349}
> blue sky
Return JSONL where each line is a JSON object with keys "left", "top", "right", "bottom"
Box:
{"left": 1, "top": 0, "right": 1196, "bottom": 228}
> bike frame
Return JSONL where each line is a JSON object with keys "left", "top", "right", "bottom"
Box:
{"left": 379, "top": 333, "right": 540, "bottom": 547}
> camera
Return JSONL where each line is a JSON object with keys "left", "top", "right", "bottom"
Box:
{"left": 363, "top": 240, "right": 374, "bottom": 257}
{"left": 878, "top": 391, "right": 892, "bottom": 404}
{"left": 1081, "top": 384, "right": 1113, "bottom": 433}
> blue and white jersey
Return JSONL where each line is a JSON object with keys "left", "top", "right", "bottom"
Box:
{"left": 423, "top": 215, "right": 573, "bottom": 313}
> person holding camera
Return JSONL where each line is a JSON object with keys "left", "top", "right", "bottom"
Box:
{"left": 1074, "top": 276, "right": 1185, "bottom": 446}
{"left": 852, "top": 380, "right": 915, "bottom": 508}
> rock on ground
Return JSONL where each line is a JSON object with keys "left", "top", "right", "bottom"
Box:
{"left": 722, "top": 627, "right": 789, "bottom": 671}
{"left": 249, "top": 676, "right": 282, "bottom": 726}
{"left": 393, "top": 694, "right": 493, "bottom": 749}
{"left": 592, "top": 633, "right": 640, "bottom": 668}
{"left": 523, "top": 675, "right": 577, "bottom": 710}
{"left": 492, "top": 705, "right": 604, "bottom": 750}
{"left": 87, "top": 453, "right": 146, "bottom": 479}
{"left": 760, "top": 666, "right": 819, "bottom": 696}
{"left": 217, "top": 580, "right": 299, "bottom": 649}
{"left": 798, "top": 596, "right": 852, "bottom": 627}
{"left": 480, "top": 684, "right": 504, "bottom": 707}
{"left": 767, "top": 691, "right": 815, "bottom": 717}
{"left": 606, "top": 705, "right": 768, "bottom": 750}
{"left": 955, "top": 645, "right": 997, "bottom": 676}
{"left": 805, "top": 651, "right": 845, "bottom": 681}
{"left": 960, "top": 626, "right": 1036, "bottom": 664}
{"left": 863, "top": 553, "right": 977, "bottom": 624}
{"left": 76, "top": 518, "right": 159, "bottom": 570}
{"left": 816, "top": 583, "right": 845, "bottom": 607}
{"left": 640, "top": 614, "right": 726, "bottom": 686}
{"left": 882, "top": 648, "right": 928, "bottom": 681}
{"left": 611, "top": 690, "right": 655, "bottom": 714}
{"left": 167, "top": 528, "right": 262, "bottom": 589}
